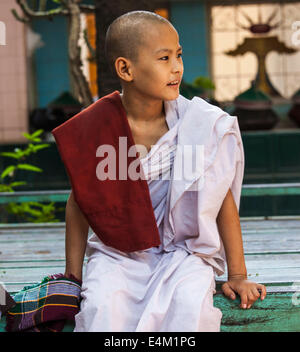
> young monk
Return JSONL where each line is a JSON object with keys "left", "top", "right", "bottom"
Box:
{"left": 52, "top": 10, "right": 267, "bottom": 332}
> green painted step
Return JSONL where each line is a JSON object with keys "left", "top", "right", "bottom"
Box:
{"left": 1, "top": 292, "right": 300, "bottom": 332}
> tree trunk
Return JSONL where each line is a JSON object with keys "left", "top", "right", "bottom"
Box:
{"left": 94, "top": 0, "right": 157, "bottom": 98}
{"left": 14, "top": 0, "right": 94, "bottom": 107}
{"left": 68, "top": 1, "right": 94, "bottom": 107}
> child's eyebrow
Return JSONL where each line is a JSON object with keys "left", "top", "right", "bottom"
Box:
{"left": 155, "top": 46, "right": 182, "bottom": 54}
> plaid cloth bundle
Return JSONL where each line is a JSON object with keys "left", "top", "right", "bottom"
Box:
{"left": 5, "top": 273, "right": 82, "bottom": 332}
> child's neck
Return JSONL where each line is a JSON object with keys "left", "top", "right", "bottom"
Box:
{"left": 120, "top": 90, "right": 165, "bottom": 124}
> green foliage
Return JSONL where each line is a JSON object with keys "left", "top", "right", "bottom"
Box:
{"left": 180, "top": 76, "right": 216, "bottom": 100}
{"left": 180, "top": 80, "right": 204, "bottom": 100}
{"left": 0, "top": 129, "right": 63, "bottom": 223}
{"left": 192, "top": 76, "right": 215, "bottom": 90}
{"left": 0, "top": 181, "right": 27, "bottom": 193}
{"left": 5, "top": 201, "right": 65, "bottom": 223}
{"left": 0, "top": 130, "right": 49, "bottom": 183}
{"left": 27, "top": 1, "right": 63, "bottom": 15}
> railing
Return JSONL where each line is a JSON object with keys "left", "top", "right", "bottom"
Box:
{"left": 0, "top": 190, "right": 70, "bottom": 204}
{"left": 0, "top": 183, "right": 300, "bottom": 204}
{"left": 241, "top": 183, "right": 300, "bottom": 196}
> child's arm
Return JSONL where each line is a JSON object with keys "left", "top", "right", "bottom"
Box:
{"left": 216, "top": 188, "right": 267, "bottom": 309}
{"left": 64, "top": 190, "right": 89, "bottom": 281}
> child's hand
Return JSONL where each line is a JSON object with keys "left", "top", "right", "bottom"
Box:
{"left": 221, "top": 276, "right": 267, "bottom": 309}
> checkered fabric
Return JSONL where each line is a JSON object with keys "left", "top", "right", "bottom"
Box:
{"left": 5, "top": 274, "right": 81, "bottom": 332}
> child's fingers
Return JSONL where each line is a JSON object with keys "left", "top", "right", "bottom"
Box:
{"left": 221, "top": 282, "right": 236, "bottom": 300}
{"left": 239, "top": 292, "right": 248, "bottom": 309}
{"left": 257, "top": 284, "right": 267, "bottom": 300}
{"left": 246, "top": 285, "right": 266, "bottom": 308}
{"left": 249, "top": 287, "right": 261, "bottom": 306}
{"left": 246, "top": 291, "right": 257, "bottom": 309}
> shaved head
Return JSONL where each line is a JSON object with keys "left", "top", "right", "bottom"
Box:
{"left": 105, "top": 11, "right": 172, "bottom": 76}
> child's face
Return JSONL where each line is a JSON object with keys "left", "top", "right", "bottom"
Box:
{"left": 130, "top": 23, "right": 184, "bottom": 101}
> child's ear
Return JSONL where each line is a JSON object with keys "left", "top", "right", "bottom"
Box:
{"left": 115, "top": 57, "right": 133, "bottom": 82}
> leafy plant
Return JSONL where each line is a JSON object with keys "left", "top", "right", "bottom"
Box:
{"left": 191, "top": 76, "right": 219, "bottom": 106}
{"left": 5, "top": 201, "right": 64, "bottom": 223}
{"left": 192, "top": 76, "right": 215, "bottom": 91}
{"left": 180, "top": 77, "right": 216, "bottom": 100}
{"left": 0, "top": 129, "right": 64, "bottom": 223}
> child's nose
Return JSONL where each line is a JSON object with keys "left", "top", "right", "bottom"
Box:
{"left": 171, "top": 58, "right": 183, "bottom": 73}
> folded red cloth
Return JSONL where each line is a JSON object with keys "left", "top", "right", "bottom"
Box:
{"left": 51, "top": 90, "right": 160, "bottom": 252}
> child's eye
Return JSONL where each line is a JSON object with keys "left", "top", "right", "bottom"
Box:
{"left": 159, "top": 53, "right": 183, "bottom": 61}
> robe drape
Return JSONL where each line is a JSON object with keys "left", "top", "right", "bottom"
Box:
{"left": 51, "top": 91, "right": 161, "bottom": 252}
{"left": 74, "top": 92, "right": 244, "bottom": 332}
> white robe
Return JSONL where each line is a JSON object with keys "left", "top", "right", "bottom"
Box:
{"left": 74, "top": 94, "right": 244, "bottom": 332}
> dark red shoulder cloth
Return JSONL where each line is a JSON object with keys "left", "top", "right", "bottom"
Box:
{"left": 51, "top": 90, "right": 160, "bottom": 252}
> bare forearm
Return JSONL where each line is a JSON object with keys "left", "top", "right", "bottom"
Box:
{"left": 65, "top": 191, "right": 89, "bottom": 281}
{"left": 216, "top": 188, "right": 247, "bottom": 278}
{"left": 217, "top": 192, "right": 267, "bottom": 308}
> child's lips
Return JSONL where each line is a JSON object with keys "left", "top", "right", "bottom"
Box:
{"left": 167, "top": 80, "right": 180, "bottom": 88}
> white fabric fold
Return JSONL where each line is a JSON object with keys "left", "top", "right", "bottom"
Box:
{"left": 164, "top": 95, "right": 245, "bottom": 276}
